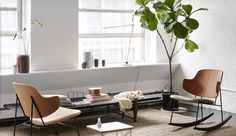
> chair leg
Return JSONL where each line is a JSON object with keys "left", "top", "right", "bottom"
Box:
{"left": 74, "top": 118, "right": 80, "bottom": 136}
{"left": 14, "top": 97, "right": 18, "bottom": 136}
{"left": 30, "top": 99, "right": 34, "bottom": 136}
{"left": 219, "top": 90, "right": 224, "bottom": 122}
{"left": 169, "top": 99, "right": 175, "bottom": 124}
{"left": 201, "top": 103, "right": 203, "bottom": 119}
{"left": 194, "top": 89, "right": 232, "bottom": 131}
{"left": 194, "top": 103, "right": 200, "bottom": 128}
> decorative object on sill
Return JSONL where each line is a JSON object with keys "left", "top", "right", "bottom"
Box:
{"left": 13, "top": 64, "right": 17, "bottom": 74}
{"left": 134, "top": 0, "right": 208, "bottom": 106}
{"left": 102, "top": 60, "right": 105, "bottom": 67}
{"left": 82, "top": 62, "right": 87, "bottom": 69}
{"left": 83, "top": 51, "right": 93, "bottom": 68}
{"left": 13, "top": 19, "right": 43, "bottom": 73}
{"left": 94, "top": 59, "right": 99, "bottom": 67}
{"left": 17, "top": 55, "right": 30, "bottom": 73}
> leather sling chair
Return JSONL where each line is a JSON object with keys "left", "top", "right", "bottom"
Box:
{"left": 12, "top": 82, "right": 81, "bottom": 136}
{"left": 169, "top": 69, "right": 232, "bottom": 131}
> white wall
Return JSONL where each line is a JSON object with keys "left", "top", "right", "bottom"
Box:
{"left": 0, "top": 63, "right": 179, "bottom": 106}
{"left": 31, "top": 0, "right": 78, "bottom": 71}
{"left": 174, "top": 0, "right": 236, "bottom": 112}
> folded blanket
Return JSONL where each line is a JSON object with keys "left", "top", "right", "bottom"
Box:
{"left": 114, "top": 90, "right": 143, "bottom": 112}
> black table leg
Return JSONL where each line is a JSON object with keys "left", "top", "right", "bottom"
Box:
{"left": 133, "top": 99, "right": 138, "bottom": 122}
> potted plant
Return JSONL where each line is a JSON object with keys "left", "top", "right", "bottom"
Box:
{"left": 13, "top": 19, "right": 43, "bottom": 73}
{"left": 134, "top": 0, "right": 207, "bottom": 110}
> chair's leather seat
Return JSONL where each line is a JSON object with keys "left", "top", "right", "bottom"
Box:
{"left": 170, "top": 95, "right": 215, "bottom": 105}
{"left": 33, "top": 107, "right": 81, "bottom": 126}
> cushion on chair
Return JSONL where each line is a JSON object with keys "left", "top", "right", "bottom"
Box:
{"left": 32, "top": 107, "right": 81, "bottom": 126}
{"left": 170, "top": 95, "right": 215, "bottom": 105}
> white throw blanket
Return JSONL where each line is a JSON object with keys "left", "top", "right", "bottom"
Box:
{"left": 114, "top": 90, "right": 144, "bottom": 112}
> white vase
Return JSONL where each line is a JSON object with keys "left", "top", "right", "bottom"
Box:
{"left": 83, "top": 51, "right": 93, "bottom": 68}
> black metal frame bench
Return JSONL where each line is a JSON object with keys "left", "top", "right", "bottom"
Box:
{"left": 4, "top": 91, "right": 162, "bottom": 122}
{"left": 66, "top": 91, "right": 162, "bottom": 122}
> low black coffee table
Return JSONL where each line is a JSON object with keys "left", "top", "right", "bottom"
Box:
{"left": 4, "top": 91, "right": 162, "bottom": 122}
{"left": 66, "top": 92, "right": 162, "bottom": 122}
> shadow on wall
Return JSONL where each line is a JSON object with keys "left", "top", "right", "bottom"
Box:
{"left": 173, "top": 64, "right": 192, "bottom": 97}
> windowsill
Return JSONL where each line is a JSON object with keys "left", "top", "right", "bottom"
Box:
{"left": 0, "top": 62, "right": 179, "bottom": 76}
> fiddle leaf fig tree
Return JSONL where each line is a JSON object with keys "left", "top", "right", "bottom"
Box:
{"left": 134, "top": 0, "right": 207, "bottom": 93}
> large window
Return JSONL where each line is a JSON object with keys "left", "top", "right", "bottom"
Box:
{"left": 0, "top": 0, "right": 22, "bottom": 72}
{"left": 78, "top": 0, "right": 145, "bottom": 65}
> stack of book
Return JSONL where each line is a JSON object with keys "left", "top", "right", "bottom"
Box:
{"left": 86, "top": 93, "right": 111, "bottom": 103}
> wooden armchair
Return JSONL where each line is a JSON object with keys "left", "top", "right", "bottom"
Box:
{"left": 12, "top": 82, "right": 81, "bottom": 136}
{"left": 169, "top": 69, "right": 232, "bottom": 131}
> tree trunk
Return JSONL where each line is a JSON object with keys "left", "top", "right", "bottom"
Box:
{"left": 168, "top": 57, "right": 173, "bottom": 93}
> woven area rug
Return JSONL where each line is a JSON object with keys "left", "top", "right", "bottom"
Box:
{"left": 0, "top": 108, "right": 235, "bottom": 136}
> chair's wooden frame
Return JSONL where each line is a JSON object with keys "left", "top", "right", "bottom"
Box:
{"left": 169, "top": 69, "right": 232, "bottom": 131}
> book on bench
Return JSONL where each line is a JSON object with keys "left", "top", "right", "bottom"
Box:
{"left": 86, "top": 93, "right": 111, "bottom": 103}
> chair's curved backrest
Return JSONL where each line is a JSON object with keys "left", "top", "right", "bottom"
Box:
{"left": 12, "top": 82, "right": 59, "bottom": 118}
{"left": 183, "top": 69, "right": 223, "bottom": 98}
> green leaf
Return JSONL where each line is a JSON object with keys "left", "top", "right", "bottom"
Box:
{"left": 175, "top": 8, "right": 183, "bottom": 18}
{"left": 174, "top": 0, "right": 182, "bottom": 8}
{"left": 185, "top": 39, "right": 199, "bottom": 52}
{"left": 135, "top": 6, "right": 145, "bottom": 16}
{"left": 165, "top": 0, "right": 175, "bottom": 9}
{"left": 153, "top": 2, "right": 170, "bottom": 11}
{"left": 159, "top": 13, "right": 171, "bottom": 24}
{"left": 173, "top": 22, "right": 188, "bottom": 39}
{"left": 136, "top": 0, "right": 153, "bottom": 5}
{"left": 168, "top": 12, "right": 176, "bottom": 21}
{"left": 139, "top": 7, "right": 158, "bottom": 31}
{"left": 156, "top": 12, "right": 162, "bottom": 20}
{"left": 182, "top": 4, "right": 192, "bottom": 16}
{"left": 165, "top": 22, "right": 175, "bottom": 33}
{"left": 136, "top": 0, "right": 146, "bottom": 5}
{"left": 186, "top": 26, "right": 193, "bottom": 33}
{"left": 186, "top": 18, "right": 199, "bottom": 30}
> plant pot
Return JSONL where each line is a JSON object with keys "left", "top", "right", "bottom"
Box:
{"left": 162, "top": 92, "right": 179, "bottom": 111}
{"left": 17, "top": 55, "right": 30, "bottom": 73}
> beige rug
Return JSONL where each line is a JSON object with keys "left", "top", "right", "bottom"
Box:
{"left": 0, "top": 108, "right": 235, "bottom": 136}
